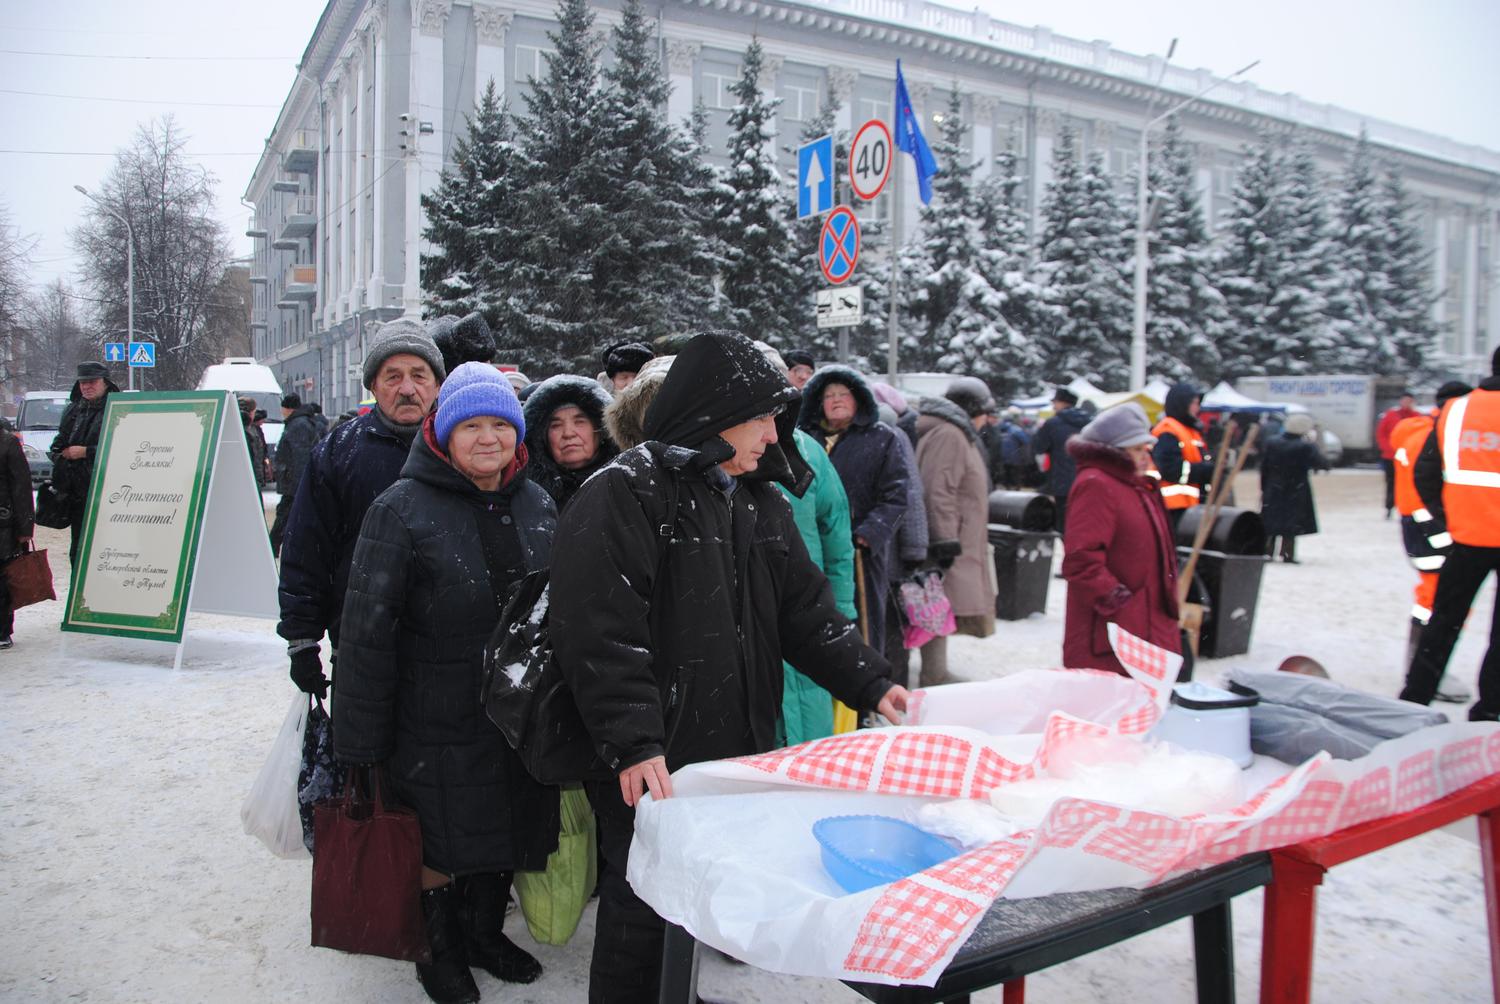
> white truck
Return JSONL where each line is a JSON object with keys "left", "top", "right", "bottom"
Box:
{"left": 1233, "top": 374, "right": 1408, "bottom": 464}
{"left": 197, "top": 357, "right": 287, "bottom": 451}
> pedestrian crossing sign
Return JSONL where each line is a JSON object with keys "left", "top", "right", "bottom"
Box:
{"left": 128, "top": 341, "right": 156, "bottom": 367}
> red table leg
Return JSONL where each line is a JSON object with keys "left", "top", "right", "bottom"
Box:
{"left": 1260, "top": 854, "right": 1326, "bottom": 1004}
{"left": 1002, "top": 977, "right": 1025, "bottom": 1004}
{"left": 1480, "top": 810, "right": 1500, "bottom": 1002}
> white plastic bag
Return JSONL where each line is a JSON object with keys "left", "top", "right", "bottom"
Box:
{"left": 241, "top": 694, "right": 311, "bottom": 859}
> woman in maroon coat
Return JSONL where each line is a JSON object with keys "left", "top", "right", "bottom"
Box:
{"left": 1061, "top": 403, "right": 1182, "bottom": 675}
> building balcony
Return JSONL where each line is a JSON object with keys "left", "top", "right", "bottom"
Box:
{"left": 278, "top": 196, "right": 316, "bottom": 240}
{"left": 283, "top": 264, "right": 317, "bottom": 300}
{"left": 249, "top": 274, "right": 269, "bottom": 285}
{"left": 272, "top": 178, "right": 300, "bottom": 193}
{"left": 272, "top": 237, "right": 300, "bottom": 251}
{"left": 246, "top": 217, "right": 268, "bottom": 239}
{"left": 282, "top": 130, "right": 317, "bottom": 175}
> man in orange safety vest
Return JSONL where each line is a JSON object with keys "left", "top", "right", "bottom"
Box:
{"left": 1151, "top": 383, "right": 1216, "bottom": 533}
{"left": 1392, "top": 381, "right": 1471, "bottom": 701}
{"left": 1400, "top": 348, "right": 1500, "bottom": 720}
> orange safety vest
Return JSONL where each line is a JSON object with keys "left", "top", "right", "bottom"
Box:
{"left": 1436, "top": 389, "right": 1500, "bottom": 548}
{"left": 1391, "top": 413, "right": 1435, "bottom": 518}
{"left": 1151, "top": 416, "right": 1205, "bottom": 510}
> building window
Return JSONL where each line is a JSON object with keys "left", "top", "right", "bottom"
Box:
{"left": 514, "top": 45, "right": 554, "bottom": 83}
{"left": 702, "top": 70, "right": 739, "bottom": 111}
{"left": 858, "top": 97, "right": 891, "bottom": 127}
{"left": 782, "top": 83, "right": 818, "bottom": 122}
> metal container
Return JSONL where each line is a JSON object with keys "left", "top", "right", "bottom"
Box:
{"left": 987, "top": 490, "right": 1056, "bottom": 531}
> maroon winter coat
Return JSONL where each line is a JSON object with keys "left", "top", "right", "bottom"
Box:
{"left": 1060, "top": 438, "right": 1181, "bottom": 675}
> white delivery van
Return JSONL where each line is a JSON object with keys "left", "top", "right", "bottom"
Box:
{"left": 197, "top": 357, "right": 287, "bottom": 450}
{"left": 15, "top": 390, "right": 70, "bottom": 453}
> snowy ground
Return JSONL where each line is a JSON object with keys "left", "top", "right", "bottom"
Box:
{"left": 1, "top": 469, "right": 1494, "bottom": 1002}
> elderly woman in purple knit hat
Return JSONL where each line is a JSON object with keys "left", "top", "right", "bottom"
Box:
{"left": 334, "top": 362, "right": 559, "bottom": 1004}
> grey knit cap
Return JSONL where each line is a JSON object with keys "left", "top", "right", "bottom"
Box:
{"left": 363, "top": 319, "right": 447, "bottom": 388}
{"left": 1080, "top": 402, "right": 1156, "bottom": 449}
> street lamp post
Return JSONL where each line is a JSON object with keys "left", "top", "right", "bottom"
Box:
{"left": 1129, "top": 59, "right": 1260, "bottom": 390}
{"left": 73, "top": 184, "right": 136, "bottom": 392}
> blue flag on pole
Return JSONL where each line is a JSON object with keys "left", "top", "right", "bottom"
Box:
{"left": 893, "top": 60, "right": 939, "bottom": 205}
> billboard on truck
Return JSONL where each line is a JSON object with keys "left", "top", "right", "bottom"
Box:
{"left": 1233, "top": 375, "right": 1407, "bottom": 462}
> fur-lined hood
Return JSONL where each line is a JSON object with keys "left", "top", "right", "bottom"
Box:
{"left": 913, "top": 394, "right": 978, "bottom": 445}
{"left": 522, "top": 375, "right": 613, "bottom": 452}
{"left": 797, "top": 365, "right": 879, "bottom": 431}
{"left": 604, "top": 368, "right": 670, "bottom": 451}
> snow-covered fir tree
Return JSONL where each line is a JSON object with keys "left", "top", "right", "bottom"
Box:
{"left": 504, "top": 0, "right": 611, "bottom": 374}
{"left": 1141, "top": 119, "right": 1228, "bottom": 383}
{"left": 1034, "top": 130, "right": 1133, "bottom": 388}
{"left": 593, "top": 0, "right": 722, "bottom": 343}
{"left": 971, "top": 147, "right": 1054, "bottom": 396}
{"left": 711, "top": 39, "right": 802, "bottom": 340}
{"left": 905, "top": 90, "right": 1041, "bottom": 397}
{"left": 1280, "top": 144, "right": 1358, "bottom": 373}
{"left": 1334, "top": 129, "right": 1432, "bottom": 376}
{"left": 1378, "top": 167, "right": 1436, "bottom": 374}
{"left": 420, "top": 81, "right": 528, "bottom": 335}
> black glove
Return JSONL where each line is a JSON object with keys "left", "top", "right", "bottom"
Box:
{"left": 927, "top": 540, "right": 961, "bottom": 569}
{"left": 289, "top": 647, "right": 329, "bottom": 698}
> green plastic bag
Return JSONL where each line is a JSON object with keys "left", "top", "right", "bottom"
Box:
{"left": 514, "top": 785, "right": 597, "bottom": 946}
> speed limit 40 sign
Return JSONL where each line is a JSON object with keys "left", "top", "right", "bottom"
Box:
{"left": 849, "top": 119, "right": 893, "bottom": 201}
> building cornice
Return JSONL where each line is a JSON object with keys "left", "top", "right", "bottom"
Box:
{"left": 665, "top": 0, "right": 1500, "bottom": 181}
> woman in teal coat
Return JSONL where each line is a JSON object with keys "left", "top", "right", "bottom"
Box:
{"left": 777, "top": 426, "right": 857, "bottom": 744}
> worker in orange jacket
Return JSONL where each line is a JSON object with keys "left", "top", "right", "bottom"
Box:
{"left": 1400, "top": 348, "right": 1500, "bottom": 720}
{"left": 1392, "top": 381, "right": 1471, "bottom": 701}
{"left": 1151, "top": 383, "right": 1216, "bottom": 532}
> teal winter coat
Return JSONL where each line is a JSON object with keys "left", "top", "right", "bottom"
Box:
{"left": 777, "top": 427, "right": 857, "bottom": 745}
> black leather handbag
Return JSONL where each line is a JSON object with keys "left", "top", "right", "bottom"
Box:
{"left": 34, "top": 481, "right": 71, "bottom": 530}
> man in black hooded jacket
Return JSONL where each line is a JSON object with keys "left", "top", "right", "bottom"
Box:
{"left": 550, "top": 331, "right": 908, "bottom": 1004}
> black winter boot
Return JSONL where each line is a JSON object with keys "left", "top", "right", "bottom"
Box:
{"left": 457, "top": 872, "right": 542, "bottom": 984}
{"left": 417, "top": 885, "right": 480, "bottom": 1004}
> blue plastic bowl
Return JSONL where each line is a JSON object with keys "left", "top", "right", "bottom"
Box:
{"left": 813, "top": 815, "right": 960, "bottom": 894}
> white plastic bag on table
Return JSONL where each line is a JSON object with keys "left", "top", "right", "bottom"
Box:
{"left": 241, "top": 694, "right": 311, "bottom": 859}
{"left": 627, "top": 626, "right": 1500, "bottom": 987}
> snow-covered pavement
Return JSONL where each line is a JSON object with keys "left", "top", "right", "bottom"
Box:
{"left": 1, "top": 467, "right": 1493, "bottom": 1002}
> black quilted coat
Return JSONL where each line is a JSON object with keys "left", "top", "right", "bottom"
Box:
{"left": 333, "top": 415, "right": 559, "bottom": 874}
{"left": 550, "top": 333, "right": 895, "bottom": 774}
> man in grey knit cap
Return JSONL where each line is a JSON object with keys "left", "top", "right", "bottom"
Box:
{"left": 277, "top": 318, "right": 448, "bottom": 698}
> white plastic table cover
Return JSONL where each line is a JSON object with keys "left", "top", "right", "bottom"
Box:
{"left": 626, "top": 626, "right": 1500, "bottom": 986}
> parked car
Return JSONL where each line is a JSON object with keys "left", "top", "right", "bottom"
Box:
{"left": 15, "top": 391, "right": 70, "bottom": 453}
{"left": 21, "top": 441, "right": 52, "bottom": 488}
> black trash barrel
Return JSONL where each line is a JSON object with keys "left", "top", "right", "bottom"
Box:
{"left": 989, "top": 524, "right": 1058, "bottom": 620}
{"left": 1178, "top": 544, "right": 1268, "bottom": 659}
{"left": 988, "top": 491, "right": 1057, "bottom": 532}
{"left": 1174, "top": 506, "right": 1265, "bottom": 555}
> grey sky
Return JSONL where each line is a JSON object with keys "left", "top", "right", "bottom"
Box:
{"left": 3, "top": 0, "right": 1495, "bottom": 297}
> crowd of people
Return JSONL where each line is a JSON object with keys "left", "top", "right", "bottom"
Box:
{"left": 22, "top": 314, "right": 1499, "bottom": 1003}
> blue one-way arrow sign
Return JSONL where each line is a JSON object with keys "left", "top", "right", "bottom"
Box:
{"left": 797, "top": 134, "right": 834, "bottom": 219}
{"left": 128, "top": 341, "right": 156, "bottom": 368}
{"left": 103, "top": 343, "right": 126, "bottom": 363}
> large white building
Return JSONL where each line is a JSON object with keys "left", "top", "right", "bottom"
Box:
{"left": 245, "top": 0, "right": 1500, "bottom": 413}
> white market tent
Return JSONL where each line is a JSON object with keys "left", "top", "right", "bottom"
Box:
{"left": 1201, "top": 380, "right": 1291, "bottom": 413}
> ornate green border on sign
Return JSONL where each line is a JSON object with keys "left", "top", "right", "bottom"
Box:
{"left": 60, "top": 391, "right": 227, "bottom": 643}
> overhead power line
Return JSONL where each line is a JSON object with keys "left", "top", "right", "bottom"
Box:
{"left": 0, "top": 48, "right": 295, "bottom": 61}
{"left": 0, "top": 87, "right": 280, "bottom": 109}
{"left": 0, "top": 149, "right": 264, "bottom": 156}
